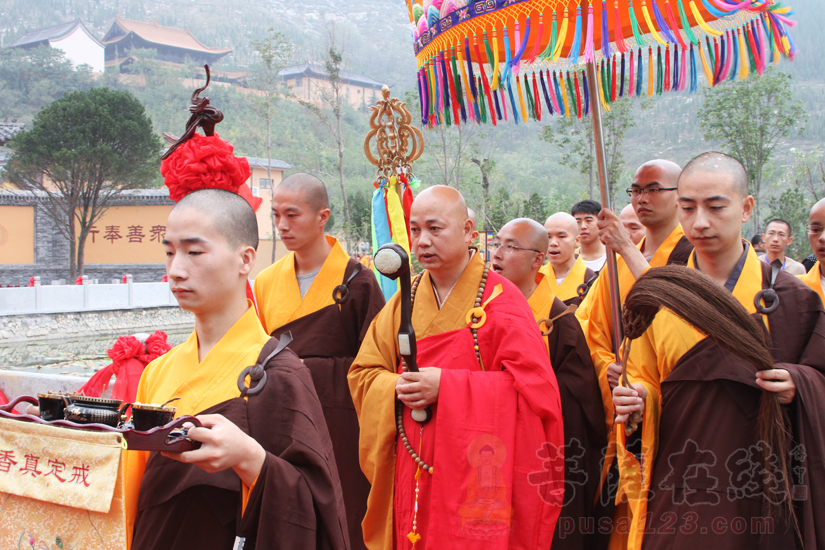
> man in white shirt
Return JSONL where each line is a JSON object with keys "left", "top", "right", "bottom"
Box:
{"left": 762, "top": 218, "right": 806, "bottom": 275}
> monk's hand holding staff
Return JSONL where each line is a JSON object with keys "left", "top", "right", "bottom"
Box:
{"left": 606, "top": 362, "right": 623, "bottom": 390}
{"left": 395, "top": 367, "right": 442, "bottom": 409}
{"left": 162, "top": 414, "right": 266, "bottom": 486}
{"left": 612, "top": 383, "right": 647, "bottom": 425}
{"left": 755, "top": 368, "right": 797, "bottom": 404}
{"left": 597, "top": 208, "right": 650, "bottom": 281}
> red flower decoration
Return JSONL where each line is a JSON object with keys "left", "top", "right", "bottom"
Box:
{"left": 161, "top": 132, "right": 251, "bottom": 203}
{"left": 107, "top": 335, "right": 144, "bottom": 362}
{"left": 142, "top": 331, "right": 173, "bottom": 361}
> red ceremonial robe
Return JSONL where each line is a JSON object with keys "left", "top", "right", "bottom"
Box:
{"left": 392, "top": 270, "right": 565, "bottom": 549}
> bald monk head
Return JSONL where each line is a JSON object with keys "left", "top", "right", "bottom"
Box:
{"left": 467, "top": 207, "right": 480, "bottom": 242}
{"left": 809, "top": 198, "right": 825, "bottom": 264}
{"left": 678, "top": 152, "right": 753, "bottom": 260}
{"left": 544, "top": 212, "right": 580, "bottom": 276}
{"left": 620, "top": 204, "right": 646, "bottom": 245}
{"left": 164, "top": 188, "right": 257, "bottom": 316}
{"left": 630, "top": 159, "right": 681, "bottom": 229}
{"left": 491, "top": 218, "right": 547, "bottom": 298}
{"left": 410, "top": 185, "right": 474, "bottom": 285}
{"left": 271, "top": 172, "right": 331, "bottom": 252}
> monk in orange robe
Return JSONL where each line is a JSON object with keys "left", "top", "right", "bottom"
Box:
{"left": 123, "top": 189, "right": 348, "bottom": 550}
{"left": 254, "top": 174, "right": 384, "bottom": 550}
{"left": 348, "top": 187, "right": 564, "bottom": 550}
{"left": 612, "top": 153, "right": 825, "bottom": 549}
{"left": 799, "top": 198, "right": 825, "bottom": 304}
{"left": 540, "top": 212, "right": 597, "bottom": 306}
{"left": 492, "top": 218, "right": 611, "bottom": 550}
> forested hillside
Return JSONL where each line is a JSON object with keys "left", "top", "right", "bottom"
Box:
{"left": 2, "top": 0, "right": 824, "bottom": 244}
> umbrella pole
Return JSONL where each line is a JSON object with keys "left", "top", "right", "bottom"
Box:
{"left": 585, "top": 60, "right": 624, "bottom": 357}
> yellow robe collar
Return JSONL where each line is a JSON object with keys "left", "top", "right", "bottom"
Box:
{"left": 641, "top": 223, "right": 686, "bottom": 267}
{"left": 688, "top": 242, "right": 763, "bottom": 315}
{"left": 261, "top": 235, "right": 350, "bottom": 331}
{"left": 799, "top": 261, "right": 825, "bottom": 305}
{"left": 160, "top": 302, "right": 269, "bottom": 415}
{"left": 528, "top": 273, "right": 555, "bottom": 352}
{"left": 527, "top": 272, "right": 555, "bottom": 323}
{"left": 540, "top": 256, "right": 588, "bottom": 302}
{"left": 414, "top": 251, "right": 485, "bottom": 339}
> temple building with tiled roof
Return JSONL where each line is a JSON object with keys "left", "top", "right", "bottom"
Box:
{"left": 102, "top": 16, "right": 232, "bottom": 70}
{"left": 7, "top": 20, "right": 104, "bottom": 73}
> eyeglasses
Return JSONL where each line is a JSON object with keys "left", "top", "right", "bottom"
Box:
{"left": 808, "top": 225, "right": 824, "bottom": 236}
{"left": 626, "top": 186, "right": 678, "bottom": 197}
{"left": 490, "top": 242, "right": 542, "bottom": 254}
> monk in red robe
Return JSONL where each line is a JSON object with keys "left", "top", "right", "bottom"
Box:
{"left": 613, "top": 152, "right": 825, "bottom": 549}
{"left": 348, "top": 186, "right": 564, "bottom": 550}
{"left": 492, "top": 218, "right": 612, "bottom": 550}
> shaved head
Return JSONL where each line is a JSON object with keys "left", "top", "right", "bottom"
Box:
{"left": 504, "top": 218, "right": 549, "bottom": 253}
{"left": 680, "top": 152, "right": 749, "bottom": 197}
{"left": 809, "top": 198, "right": 825, "bottom": 263}
{"left": 173, "top": 188, "right": 258, "bottom": 249}
{"left": 491, "top": 218, "right": 547, "bottom": 295}
{"left": 274, "top": 172, "right": 329, "bottom": 211}
{"left": 467, "top": 207, "right": 478, "bottom": 228}
{"left": 620, "top": 204, "right": 646, "bottom": 245}
{"left": 545, "top": 212, "right": 579, "bottom": 236}
{"left": 410, "top": 185, "right": 473, "bottom": 276}
{"left": 634, "top": 159, "right": 682, "bottom": 188}
{"left": 414, "top": 185, "right": 468, "bottom": 222}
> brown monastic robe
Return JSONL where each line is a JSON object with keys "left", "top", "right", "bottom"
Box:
{"left": 255, "top": 237, "right": 385, "bottom": 550}
{"left": 132, "top": 336, "right": 350, "bottom": 550}
{"left": 529, "top": 275, "right": 613, "bottom": 550}
{"left": 619, "top": 251, "right": 825, "bottom": 550}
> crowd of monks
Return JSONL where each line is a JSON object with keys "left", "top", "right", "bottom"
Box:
{"left": 121, "top": 152, "right": 825, "bottom": 550}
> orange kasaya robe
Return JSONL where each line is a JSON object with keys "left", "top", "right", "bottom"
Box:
{"left": 253, "top": 235, "right": 351, "bottom": 334}
{"left": 798, "top": 260, "right": 825, "bottom": 305}
{"left": 538, "top": 256, "right": 594, "bottom": 305}
{"left": 528, "top": 273, "right": 613, "bottom": 550}
{"left": 575, "top": 224, "right": 692, "bottom": 435}
{"left": 123, "top": 305, "right": 270, "bottom": 548}
{"left": 348, "top": 253, "right": 565, "bottom": 550}
{"left": 574, "top": 224, "right": 692, "bottom": 550}
{"left": 254, "top": 234, "right": 384, "bottom": 550}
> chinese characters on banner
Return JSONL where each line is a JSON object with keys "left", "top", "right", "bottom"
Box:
{"left": 0, "top": 449, "right": 91, "bottom": 486}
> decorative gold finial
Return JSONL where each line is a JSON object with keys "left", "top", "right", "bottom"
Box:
{"left": 364, "top": 85, "right": 424, "bottom": 178}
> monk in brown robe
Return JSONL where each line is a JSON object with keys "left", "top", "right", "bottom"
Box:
{"left": 798, "top": 198, "right": 825, "bottom": 304}
{"left": 492, "top": 218, "right": 612, "bottom": 550}
{"left": 613, "top": 152, "right": 825, "bottom": 549}
{"left": 348, "top": 186, "right": 564, "bottom": 550}
{"left": 540, "top": 213, "right": 597, "bottom": 306}
{"left": 253, "top": 173, "right": 384, "bottom": 550}
{"left": 124, "top": 189, "right": 348, "bottom": 550}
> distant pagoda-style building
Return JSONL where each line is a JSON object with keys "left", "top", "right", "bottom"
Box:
{"left": 102, "top": 16, "right": 232, "bottom": 70}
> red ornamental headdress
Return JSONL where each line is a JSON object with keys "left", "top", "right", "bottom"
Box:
{"left": 160, "top": 65, "right": 261, "bottom": 211}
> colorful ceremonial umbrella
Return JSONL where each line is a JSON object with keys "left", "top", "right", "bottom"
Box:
{"left": 406, "top": 0, "right": 797, "bottom": 349}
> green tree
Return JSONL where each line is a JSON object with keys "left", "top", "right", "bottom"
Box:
{"left": 698, "top": 69, "right": 806, "bottom": 227}
{"left": 247, "top": 29, "right": 294, "bottom": 261}
{"left": 486, "top": 188, "right": 520, "bottom": 232}
{"left": 0, "top": 45, "right": 93, "bottom": 121}
{"left": 300, "top": 24, "right": 353, "bottom": 243}
{"left": 5, "top": 88, "right": 163, "bottom": 278}
{"left": 541, "top": 97, "right": 638, "bottom": 200}
{"left": 521, "top": 192, "right": 550, "bottom": 223}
